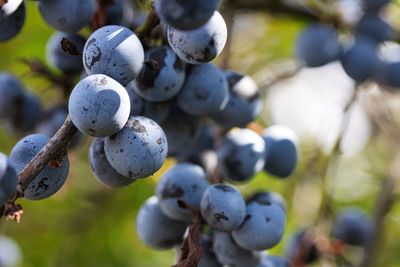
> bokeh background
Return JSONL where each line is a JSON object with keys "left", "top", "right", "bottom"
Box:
{"left": 1, "top": 0, "right": 400, "bottom": 266}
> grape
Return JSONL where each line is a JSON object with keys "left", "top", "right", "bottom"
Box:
{"left": 10, "top": 134, "right": 69, "bottom": 200}
{"left": 212, "top": 231, "right": 261, "bottom": 267}
{"left": 217, "top": 129, "right": 265, "bottom": 182}
{"left": 0, "top": 236, "right": 22, "bottom": 267}
{"left": 104, "top": 116, "right": 168, "bottom": 179}
{"left": 340, "top": 38, "right": 379, "bottom": 82}
{"left": 200, "top": 184, "right": 246, "bottom": 232}
{"left": 83, "top": 25, "right": 144, "bottom": 86}
{"left": 154, "top": 0, "right": 221, "bottom": 31}
{"left": 161, "top": 107, "right": 200, "bottom": 158}
{"left": 0, "top": 0, "right": 25, "bottom": 42}
{"left": 156, "top": 163, "right": 209, "bottom": 221}
{"left": 295, "top": 24, "right": 342, "bottom": 67}
{"left": 285, "top": 229, "right": 319, "bottom": 264}
{"left": 180, "top": 123, "right": 215, "bottom": 165}
{"left": 0, "top": 73, "right": 25, "bottom": 119}
{"left": 6, "top": 92, "right": 43, "bottom": 135}
{"left": 331, "top": 208, "right": 372, "bottom": 246}
{"left": 38, "top": 0, "right": 96, "bottom": 32}
{"left": 198, "top": 235, "right": 222, "bottom": 267}
{"left": 211, "top": 71, "right": 261, "bottom": 128}
{"left": 36, "top": 105, "right": 84, "bottom": 148}
{"left": 232, "top": 202, "right": 286, "bottom": 251}
{"left": 168, "top": 11, "right": 227, "bottom": 64}
{"left": 256, "top": 255, "right": 290, "bottom": 267}
{"left": 136, "top": 196, "right": 188, "bottom": 250}
{"left": 262, "top": 125, "right": 299, "bottom": 178}
{"left": 132, "top": 46, "right": 185, "bottom": 102}
{"left": 247, "top": 191, "right": 286, "bottom": 212}
{"left": 362, "top": 0, "right": 390, "bottom": 11}
{"left": 355, "top": 14, "right": 395, "bottom": 44}
{"left": 105, "top": 0, "right": 135, "bottom": 27}
{"left": 68, "top": 74, "right": 131, "bottom": 137}
{"left": 89, "top": 138, "right": 134, "bottom": 188}
{"left": 46, "top": 32, "right": 86, "bottom": 74}
{"left": 177, "top": 64, "right": 229, "bottom": 116}
{"left": 0, "top": 153, "right": 17, "bottom": 205}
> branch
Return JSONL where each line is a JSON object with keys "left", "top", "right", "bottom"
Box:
{"left": 136, "top": 7, "right": 160, "bottom": 45}
{"left": 0, "top": 0, "right": 7, "bottom": 8}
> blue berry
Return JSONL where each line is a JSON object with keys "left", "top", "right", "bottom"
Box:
{"left": 256, "top": 255, "right": 290, "bottom": 267}
{"left": 104, "top": 116, "right": 168, "bottom": 179}
{"left": 0, "top": 0, "right": 25, "bottom": 41}
{"left": 132, "top": 46, "right": 185, "bottom": 102}
{"left": 285, "top": 229, "right": 319, "bottom": 263}
{"left": 168, "top": 11, "right": 227, "bottom": 64}
{"left": 362, "top": 0, "right": 390, "bottom": 11}
{"left": 38, "top": 0, "right": 96, "bottom": 32}
{"left": 340, "top": 38, "right": 380, "bottom": 82}
{"left": 356, "top": 14, "right": 395, "bottom": 44}
{"left": 83, "top": 25, "right": 144, "bottom": 86}
{"left": 217, "top": 129, "right": 265, "bottom": 182}
{"left": 0, "top": 73, "right": 25, "bottom": 119}
{"left": 296, "top": 24, "right": 342, "bottom": 67}
{"left": 0, "top": 153, "right": 17, "bottom": 205}
{"left": 262, "top": 125, "right": 299, "bottom": 178}
{"left": 198, "top": 235, "right": 222, "bottom": 267}
{"left": 155, "top": 0, "right": 221, "bottom": 30}
{"left": 375, "top": 61, "right": 400, "bottom": 88}
{"left": 331, "top": 207, "right": 372, "bottom": 246}
{"left": 177, "top": 64, "right": 229, "bottom": 116}
{"left": 105, "top": 0, "right": 134, "bottom": 27}
{"left": 46, "top": 32, "right": 86, "bottom": 74}
{"left": 212, "top": 231, "right": 261, "bottom": 267}
{"left": 156, "top": 163, "right": 209, "bottom": 221}
{"left": 200, "top": 184, "right": 246, "bottom": 232}
{"left": 89, "top": 138, "right": 134, "bottom": 187}
{"left": 136, "top": 196, "right": 188, "bottom": 249}
{"left": 10, "top": 134, "right": 69, "bottom": 200}
{"left": 68, "top": 74, "right": 131, "bottom": 137}
{"left": 211, "top": 71, "right": 261, "bottom": 128}
{"left": 232, "top": 202, "right": 286, "bottom": 251}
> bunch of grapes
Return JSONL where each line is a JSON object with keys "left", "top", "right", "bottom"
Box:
{"left": 0, "top": 0, "right": 385, "bottom": 266}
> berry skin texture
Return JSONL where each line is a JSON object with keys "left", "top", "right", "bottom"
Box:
{"left": 331, "top": 208, "right": 373, "bottom": 246}
{"left": 89, "top": 138, "right": 134, "bottom": 188}
{"left": 155, "top": 0, "right": 221, "bottom": 31}
{"left": 200, "top": 184, "right": 246, "bottom": 232}
{"left": 10, "top": 134, "right": 69, "bottom": 200}
{"left": 132, "top": 46, "right": 186, "bottom": 102}
{"left": 211, "top": 71, "right": 261, "bottom": 129}
{"left": 198, "top": 235, "right": 222, "bottom": 267}
{"left": 375, "top": 62, "right": 400, "bottom": 88}
{"left": 38, "top": 0, "right": 96, "bottom": 33}
{"left": 177, "top": 64, "right": 229, "bottom": 116}
{"left": 355, "top": 14, "right": 395, "bottom": 44}
{"left": 296, "top": 24, "right": 342, "bottom": 67}
{"left": 232, "top": 202, "right": 286, "bottom": 251}
{"left": 0, "top": 73, "right": 25, "bottom": 119}
{"left": 156, "top": 163, "right": 209, "bottom": 222}
{"left": 104, "top": 116, "right": 168, "bottom": 179}
{"left": 68, "top": 74, "right": 131, "bottom": 137}
{"left": 0, "top": 153, "right": 17, "bottom": 205}
{"left": 262, "top": 125, "right": 299, "bottom": 178}
{"left": 340, "top": 38, "right": 380, "bottom": 82}
{"left": 217, "top": 129, "right": 266, "bottom": 182}
{"left": 0, "top": 0, "right": 25, "bottom": 42}
{"left": 212, "top": 231, "right": 261, "bottom": 267}
{"left": 136, "top": 196, "right": 188, "bottom": 250}
{"left": 46, "top": 32, "right": 86, "bottom": 74}
{"left": 83, "top": 25, "right": 144, "bottom": 86}
{"left": 168, "top": 11, "right": 227, "bottom": 64}
{"left": 247, "top": 191, "right": 286, "bottom": 212}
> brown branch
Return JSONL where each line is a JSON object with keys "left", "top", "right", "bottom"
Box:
{"left": 92, "top": 0, "right": 115, "bottom": 30}
{"left": 0, "top": 0, "right": 7, "bottom": 8}
{"left": 357, "top": 176, "right": 396, "bottom": 267}
{"left": 174, "top": 212, "right": 202, "bottom": 267}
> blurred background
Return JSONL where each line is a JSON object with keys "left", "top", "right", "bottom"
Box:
{"left": 1, "top": 0, "right": 400, "bottom": 266}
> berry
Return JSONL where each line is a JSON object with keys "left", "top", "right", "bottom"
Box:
{"left": 68, "top": 74, "right": 131, "bottom": 137}
{"left": 156, "top": 163, "right": 209, "bottom": 221}
{"left": 247, "top": 191, "right": 286, "bottom": 212}
{"left": 0, "top": 0, "right": 25, "bottom": 41}
{"left": 104, "top": 116, "right": 168, "bottom": 179}
{"left": 0, "top": 153, "right": 17, "bottom": 205}
{"left": 200, "top": 184, "right": 246, "bottom": 232}
{"left": 0, "top": 73, "right": 25, "bottom": 119}
{"left": 10, "top": 134, "right": 69, "bottom": 200}
{"left": 83, "top": 25, "right": 144, "bottom": 86}
{"left": 168, "top": 11, "right": 227, "bottom": 64}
